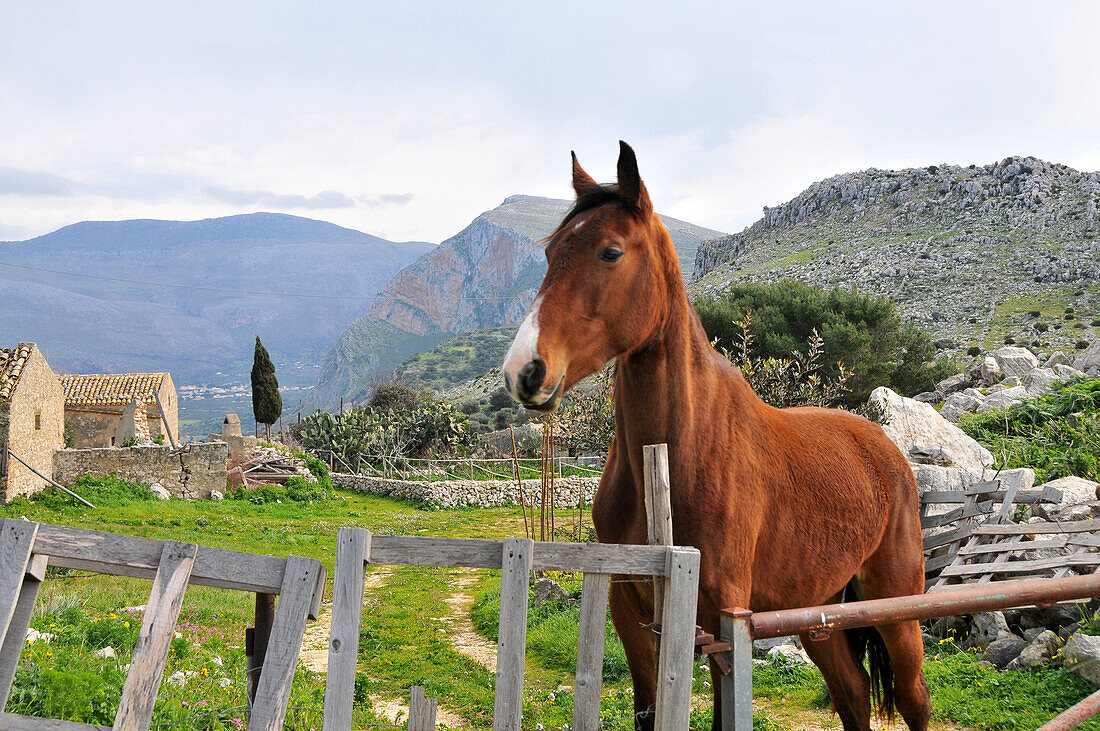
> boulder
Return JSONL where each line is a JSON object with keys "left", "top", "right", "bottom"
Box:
{"left": 767, "top": 644, "right": 810, "bottom": 664}
{"left": 149, "top": 482, "right": 171, "bottom": 500}
{"left": 1023, "top": 367, "right": 1059, "bottom": 397}
{"left": 968, "top": 611, "right": 1010, "bottom": 650}
{"left": 1039, "top": 476, "right": 1100, "bottom": 504}
{"left": 1020, "top": 603, "right": 1089, "bottom": 632}
{"left": 976, "top": 386, "right": 1028, "bottom": 414}
{"left": 754, "top": 635, "right": 800, "bottom": 657}
{"left": 1045, "top": 351, "right": 1070, "bottom": 368}
{"left": 1073, "top": 341, "right": 1100, "bottom": 373}
{"left": 94, "top": 646, "right": 116, "bottom": 659}
{"left": 908, "top": 444, "right": 953, "bottom": 466}
{"left": 914, "top": 391, "right": 944, "bottom": 405}
{"left": 1064, "top": 633, "right": 1100, "bottom": 686}
{"left": 940, "top": 391, "right": 984, "bottom": 422}
{"left": 992, "top": 346, "right": 1041, "bottom": 380}
{"left": 981, "top": 356, "right": 1003, "bottom": 384}
{"left": 989, "top": 376, "right": 1022, "bottom": 392}
{"left": 533, "top": 577, "right": 570, "bottom": 604}
{"left": 937, "top": 373, "right": 971, "bottom": 395}
{"left": 1054, "top": 364, "right": 1085, "bottom": 379}
{"left": 869, "top": 387, "right": 993, "bottom": 471}
{"left": 965, "top": 361, "right": 985, "bottom": 383}
{"left": 209, "top": 490, "right": 224, "bottom": 501}
{"left": 1006, "top": 630, "right": 1059, "bottom": 670}
{"left": 982, "top": 633, "right": 1027, "bottom": 669}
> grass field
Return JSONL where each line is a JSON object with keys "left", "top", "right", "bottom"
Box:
{"left": 2, "top": 478, "right": 1098, "bottom": 730}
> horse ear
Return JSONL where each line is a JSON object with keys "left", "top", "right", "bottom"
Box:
{"left": 571, "top": 151, "right": 600, "bottom": 198}
{"left": 616, "top": 141, "right": 652, "bottom": 216}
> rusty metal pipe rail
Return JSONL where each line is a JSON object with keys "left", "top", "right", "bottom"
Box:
{"left": 735, "top": 572, "right": 1100, "bottom": 640}
{"left": 1039, "top": 688, "right": 1100, "bottom": 731}
{"left": 717, "top": 572, "right": 1100, "bottom": 731}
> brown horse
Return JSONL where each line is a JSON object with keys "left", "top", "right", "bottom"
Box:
{"left": 503, "top": 142, "right": 930, "bottom": 731}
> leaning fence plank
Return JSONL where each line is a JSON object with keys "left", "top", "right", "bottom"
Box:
{"left": 493, "top": 537, "right": 533, "bottom": 731}
{"left": 322, "top": 528, "right": 372, "bottom": 731}
{"left": 114, "top": 540, "right": 198, "bottom": 731}
{"left": 644, "top": 443, "right": 674, "bottom": 668}
{"left": 974, "top": 520, "right": 1100, "bottom": 535}
{"left": 0, "top": 554, "right": 47, "bottom": 708}
{"left": 573, "top": 572, "right": 610, "bottom": 731}
{"left": 655, "top": 547, "right": 700, "bottom": 731}
{"left": 249, "top": 556, "right": 323, "bottom": 730}
{"left": 0, "top": 519, "right": 37, "bottom": 645}
{"left": 939, "top": 553, "right": 1100, "bottom": 578}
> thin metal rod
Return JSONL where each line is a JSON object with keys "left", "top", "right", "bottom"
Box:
{"left": 6, "top": 448, "right": 95, "bottom": 508}
{"left": 1037, "top": 687, "right": 1100, "bottom": 731}
{"left": 737, "top": 572, "right": 1100, "bottom": 640}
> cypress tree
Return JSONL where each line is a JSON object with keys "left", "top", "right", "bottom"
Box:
{"left": 251, "top": 336, "right": 282, "bottom": 438}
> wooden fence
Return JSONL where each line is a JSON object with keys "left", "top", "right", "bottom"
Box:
{"left": 0, "top": 519, "right": 325, "bottom": 731}
{"left": 320, "top": 528, "right": 701, "bottom": 731}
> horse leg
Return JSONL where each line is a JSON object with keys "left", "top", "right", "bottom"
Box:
{"left": 609, "top": 578, "right": 658, "bottom": 731}
{"left": 870, "top": 621, "right": 931, "bottom": 731}
{"left": 858, "top": 521, "right": 932, "bottom": 731}
{"left": 800, "top": 631, "right": 872, "bottom": 731}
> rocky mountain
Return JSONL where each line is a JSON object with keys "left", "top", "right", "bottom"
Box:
{"left": 315, "top": 195, "right": 724, "bottom": 404}
{"left": 0, "top": 213, "right": 433, "bottom": 385}
{"left": 691, "top": 157, "right": 1100, "bottom": 356}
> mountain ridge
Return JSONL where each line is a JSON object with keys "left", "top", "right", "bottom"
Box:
{"left": 313, "top": 195, "right": 725, "bottom": 404}
{"left": 691, "top": 156, "right": 1100, "bottom": 355}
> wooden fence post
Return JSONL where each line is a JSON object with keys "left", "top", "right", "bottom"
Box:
{"left": 408, "top": 685, "right": 438, "bottom": 730}
{"left": 493, "top": 537, "right": 533, "bottom": 730}
{"left": 572, "top": 571, "right": 610, "bottom": 731}
{"left": 655, "top": 546, "right": 700, "bottom": 731}
{"left": 323, "top": 528, "right": 372, "bottom": 731}
{"left": 643, "top": 443, "right": 673, "bottom": 661}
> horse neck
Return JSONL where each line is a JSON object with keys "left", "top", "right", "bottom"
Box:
{"left": 613, "top": 274, "right": 760, "bottom": 491}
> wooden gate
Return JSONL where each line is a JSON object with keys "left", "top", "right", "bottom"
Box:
{"left": 0, "top": 519, "right": 325, "bottom": 731}
{"left": 320, "top": 528, "right": 701, "bottom": 731}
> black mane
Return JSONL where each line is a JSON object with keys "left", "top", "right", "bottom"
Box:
{"left": 550, "top": 184, "right": 641, "bottom": 240}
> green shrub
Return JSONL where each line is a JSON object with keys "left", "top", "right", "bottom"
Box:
{"left": 695, "top": 280, "right": 953, "bottom": 404}
{"left": 31, "top": 474, "right": 156, "bottom": 509}
{"left": 968, "top": 346, "right": 982, "bottom": 357}
{"left": 961, "top": 378, "right": 1100, "bottom": 482}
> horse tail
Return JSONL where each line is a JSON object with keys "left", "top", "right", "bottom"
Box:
{"left": 843, "top": 582, "right": 895, "bottom": 720}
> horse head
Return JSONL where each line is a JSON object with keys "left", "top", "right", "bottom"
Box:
{"left": 502, "top": 141, "right": 681, "bottom": 411}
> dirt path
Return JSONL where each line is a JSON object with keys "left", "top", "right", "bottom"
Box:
{"left": 442, "top": 570, "right": 498, "bottom": 673}
{"left": 297, "top": 568, "right": 467, "bottom": 727}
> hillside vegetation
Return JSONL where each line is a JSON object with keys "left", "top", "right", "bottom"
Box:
{"left": 962, "top": 377, "right": 1100, "bottom": 482}
{"left": 692, "top": 157, "right": 1100, "bottom": 359}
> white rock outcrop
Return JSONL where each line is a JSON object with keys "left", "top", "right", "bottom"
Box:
{"left": 991, "top": 346, "right": 1041, "bottom": 380}
{"left": 869, "top": 387, "right": 993, "bottom": 471}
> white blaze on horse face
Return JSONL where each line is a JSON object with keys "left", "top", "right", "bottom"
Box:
{"left": 503, "top": 297, "right": 542, "bottom": 397}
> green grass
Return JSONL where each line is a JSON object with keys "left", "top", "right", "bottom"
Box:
{"left": 5, "top": 476, "right": 1100, "bottom": 729}
{"left": 961, "top": 377, "right": 1100, "bottom": 482}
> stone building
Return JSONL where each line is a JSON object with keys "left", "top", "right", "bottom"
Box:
{"left": 0, "top": 343, "right": 65, "bottom": 502}
{"left": 61, "top": 372, "right": 179, "bottom": 448}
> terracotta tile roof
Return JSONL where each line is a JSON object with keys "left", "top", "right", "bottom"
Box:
{"left": 61, "top": 373, "right": 168, "bottom": 407}
{"left": 0, "top": 343, "right": 34, "bottom": 402}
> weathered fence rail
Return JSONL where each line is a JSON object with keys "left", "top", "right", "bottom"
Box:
{"left": 717, "top": 572, "right": 1100, "bottom": 730}
{"left": 321, "top": 527, "right": 701, "bottom": 731}
{"left": 0, "top": 519, "right": 325, "bottom": 731}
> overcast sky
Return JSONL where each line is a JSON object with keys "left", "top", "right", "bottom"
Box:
{"left": 2, "top": 1, "right": 1099, "bottom": 243}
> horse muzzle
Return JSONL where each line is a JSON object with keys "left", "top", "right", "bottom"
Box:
{"left": 503, "top": 359, "right": 564, "bottom": 411}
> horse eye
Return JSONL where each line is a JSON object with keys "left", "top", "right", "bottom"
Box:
{"left": 598, "top": 247, "right": 623, "bottom": 263}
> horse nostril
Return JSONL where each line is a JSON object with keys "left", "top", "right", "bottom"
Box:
{"left": 517, "top": 358, "right": 546, "bottom": 398}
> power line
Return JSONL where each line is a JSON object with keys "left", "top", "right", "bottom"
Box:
{"left": 0, "top": 260, "right": 535, "bottom": 303}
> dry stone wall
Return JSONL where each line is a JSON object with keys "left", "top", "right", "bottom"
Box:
{"left": 53, "top": 442, "right": 228, "bottom": 500}
{"left": 332, "top": 472, "right": 600, "bottom": 509}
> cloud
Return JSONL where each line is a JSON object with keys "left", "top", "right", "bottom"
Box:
{"left": 358, "top": 193, "right": 413, "bottom": 209}
{"left": 0, "top": 167, "right": 76, "bottom": 197}
{"left": 202, "top": 186, "right": 356, "bottom": 209}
